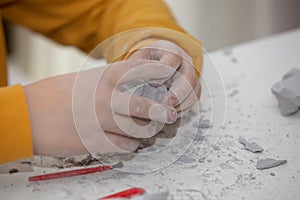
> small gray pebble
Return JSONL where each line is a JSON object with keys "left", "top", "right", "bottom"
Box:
{"left": 256, "top": 158, "right": 287, "bottom": 170}
{"left": 270, "top": 172, "right": 276, "bottom": 176}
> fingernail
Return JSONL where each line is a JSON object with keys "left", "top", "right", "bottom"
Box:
{"left": 161, "top": 93, "right": 178, "bottom": 107}
{"left": 167, "top": 107, "right": 177, "bottom": 124}
{"left": 167, "top": 97, "right": 178, "bottom": 107}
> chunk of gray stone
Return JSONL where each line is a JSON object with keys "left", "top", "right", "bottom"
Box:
{"left": 249, "top": 173, "right": 256, "bottom": 180}
{"left": 270, "top": 172, "right": 276, "bottom": 176}
{"left": 132, "top": 192, "right": 169, "bottom": 200}
{"left": 256, "top": 158, "right": 287, "bottom": 170}
{"left": 193, "top": 127, "right": 204, "bottom": 142}
{"left": 177, "top": 154, "right": 195, "bottom": 164}
{"left": 239, "top": 137, "right": 263, "bottom": 153}
{"left": 223, "top": 48, "right": 232, "bottom": 55}
{"left": 0, "top": 159, "right": 33, "bottom": 174}
{"left": 122, "top": 81, "right": 168, "bottom": 103}
{"left": 272, "top": 68, "right": 300, "bottom": 115}
{"left": 198, "top": 119, "right": 210, "bottom": 129}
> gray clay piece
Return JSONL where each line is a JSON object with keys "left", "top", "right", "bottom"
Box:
{"left": 239, "top": 137, "right": 263, "bottom": 153}
{"left": 198, "top": 119, "right": 210, "bottom": 129}
{"left": 256, "top": 158, "right": 287, "bottom": 170}
{"left": 124, "top": 82, "right": 168, "bottom": 103}
{"left": 132, "top": 192, "right": 169, "bottom": 200}
{"left": 272, "top": 68, "right": 300, "bottom": 115}
{"left": 112, "top": 162, "right": 124, "bottom": 168}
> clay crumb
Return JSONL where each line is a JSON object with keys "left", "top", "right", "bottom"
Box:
{"left": 199, "top": 119, "right": 210, "bottom": 129}
{"left": 231, "top": 58, "right": 238, "bottom": 63}
{"left": 214, "top": 146, "right": 221, "bottom": 150}
{"left": 223, "top": 48, "right": 232, "bottom": 55}
{"left": 228, "top": 89, "right": 239, "bottom": 97}
{"left": 20, "top": 161, "right": 32, "bottom": 165}
{"left": 239, "top": 137, "right": 263, "bottom": 153}
{"left": 51, "top": 164, "right": 64, "bottom": 169}
{"left": 270, "top": 172, "right": 276, "bottom": 176}
{"left": 134, "top": 192, "right": 169, "bottom": 200}
{"left": 256, "top": 158, "right": 287, "bottom": 170}
{"left": 249, "top": 173, "right": 256, "bottom": 180}
{"left": 9, "top": 168, "right": 18, "bottom": 174}
{"left": 64, "top": 154, "right": 99, "bottom": 167}
{"left": 112, "top": 162, "right": 124, "bottom": 168}
{"left": 177, "top": 155, "right": 195, "bottom": 164}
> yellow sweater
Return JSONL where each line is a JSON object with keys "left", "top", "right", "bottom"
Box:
{"left": 0, "top": 0, "right": 202, "bottom": 164}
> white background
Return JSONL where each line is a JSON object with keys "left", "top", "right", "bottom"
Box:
{"left": 6, "top": 0, "right": 300, "bottom": 84}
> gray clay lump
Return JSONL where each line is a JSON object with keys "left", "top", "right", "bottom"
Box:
{"left": 122, "top": 81, "right": 168, "bottom": 102}
{"left": 239, "top": 137, "right": 263, "bottom": 153}
{"left": 256, "top": 158, "right": 287, "bottom": 170}
{"left": 272, "top": 68, "right": 300, "bottom": 115}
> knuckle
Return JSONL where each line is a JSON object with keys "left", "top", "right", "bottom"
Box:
{"left": 131, "top": 98, "right": 149, "bottom": 117}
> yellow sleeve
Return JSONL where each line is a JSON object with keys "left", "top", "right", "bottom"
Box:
{"left": 2, "top": 0, "right": 202, "bottom": 74}
{"left": 0, "top": 85, "right": 33, "bottom": 164}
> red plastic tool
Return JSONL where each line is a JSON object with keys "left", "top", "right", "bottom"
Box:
{"left": 28, "top": 165, "right": 112, "bottom": 181}
{"left": 99, "top": 187, "right": 146, "bottom": 199}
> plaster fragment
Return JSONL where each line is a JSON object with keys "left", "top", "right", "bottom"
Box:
{"left": 272, "top": 68, "right": 300, "bottom": 115}
{"left": 256, "top": 158, "right": 287, "bottom": 170}
{"left": 239, "top": 137, "right": 263, "bottom": 153}
{"left": 270, "top": 172, "right": 276, "bottom": 176}
{"left": 132, "top": 192, "right": 169, "bottom": 200}
{"left": 198, "top": 119, "right": 210, "bottom": 129}
{"left": 124, "top": 82, "right": 168, "bottom": 102}
{"left": 249, "top": 173, "right": 256, "bottom": 180}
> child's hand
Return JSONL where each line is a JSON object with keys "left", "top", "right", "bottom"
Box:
{"left": 129, "top": 40, "right": 201, "bottom": 112}
{"left": 24, "top": 60, "right": 177, "bottom": 157}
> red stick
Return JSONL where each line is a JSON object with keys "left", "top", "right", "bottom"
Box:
{"left": 99, "top": 188, "right": 145, "bottom": 199}
{"left": 28, "top": 165, "right": 112, "bottom": 182}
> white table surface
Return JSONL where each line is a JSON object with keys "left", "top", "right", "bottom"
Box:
{"left": 1, "top": 28, "right": 300, "bottom": 200}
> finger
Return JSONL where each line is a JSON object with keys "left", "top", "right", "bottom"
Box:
{"left": 105, "top": 132, "right": 140, "bottom": 152}
{"left": 161, "top": 59, "right": 198, "bottom": 107}
{"left": 100, "top": 111, "right": 158, "bottom": 138}
{"left": 129, "top": 40, "right": 183, "bottom": 70}
{"left": 96, "top": 104, "right": 159, "bottom": 139}
{"left": 176, "top": 80, "right": 201, "bottom": 112}
{"left": 111, "top": 114, "right": 163, "bottom": 138}
{"left": 111, "top": 91, "right": 177, "bottom": 124}
{"left": 101, "top": 113, "right": 162, "bottom": 139}
{"left": 159, "top": 48, "right": 182, "bottom": 70}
